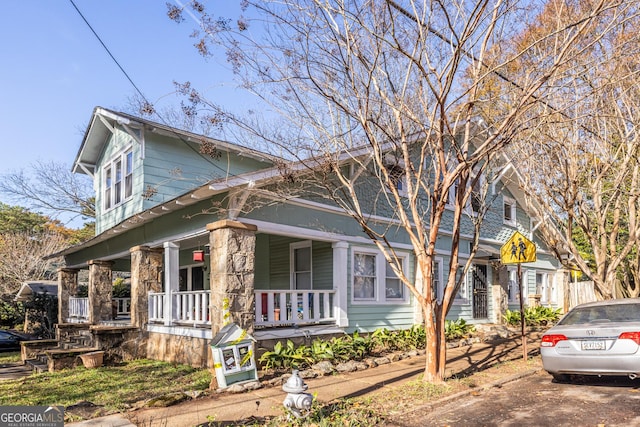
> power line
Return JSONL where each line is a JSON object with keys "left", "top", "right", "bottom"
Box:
{"left": 68, "top": 0, "right": 240, "bottom": 175}
{"left": 69, "top": 0, "right": 149, "bottom": 104}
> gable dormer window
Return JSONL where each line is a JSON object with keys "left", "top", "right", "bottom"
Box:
{"left": 103, "top": 147, "right": 134, "bottom": 211}
{"left": 384, "top": 153, "right": 407, "bottom": 197}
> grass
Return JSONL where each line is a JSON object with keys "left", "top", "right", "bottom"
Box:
{"left": 0, "top": 350, "right": 542, "bottom": 426}
{"left": 0, "top": 358, "right": 211, "bottom": 414}
{"left": 0, "top": 351, "right": 22, "bottom": 364}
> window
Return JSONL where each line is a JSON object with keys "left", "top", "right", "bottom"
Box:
{"left": 104, "top": 166, "right": 112, "bottom": 210}
{"left": 388, "top": 165, "right": 407, "bottom": 195}
{"left": 536, "top": 272, "right": 556, "bottom": 304}
{"left": 124, "top": 150, "right": 133, "bottom": 199}
{"left": 432, "top": 258, "right": 444, "bottom": 302}
{"left": 503, "top": 196, "right": 516, "bottom": 226}
{"left": 352, "top": 248, "right": 409, "bottom": 303}
{"left": 354, "top": 253, "right": 377, "bottom": 300}
{"left": 508, "top": 268, "right": 520, "bottom": 303}
{"left": 446, "top": 174, "right": 485, "bottom": 214}
{"left": 455, "top": 265, "right": 468, "bottom": 302}
{"left": 179, "top": 265, "right": 204, "bottom": 291}
{"left": 291, "top": 241, "right": 312, "bottom": 290}
{"left": 385, "top": 261, "right": 404, "bottom": 300}
{"left": 447, "top": 178, "right": 460, "bottom": 207}
{"left": 470, "top": 174, "right": 484, "bottom": 214}
{"left": 103, "top": 147, "right": 133, "bottom": 210}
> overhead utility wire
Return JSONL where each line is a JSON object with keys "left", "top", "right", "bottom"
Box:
{"left": 68, "top": 0, "right": 240, "bottom": 175}
{"left": 69, "top": 0, "right": 147, "bottom": 103}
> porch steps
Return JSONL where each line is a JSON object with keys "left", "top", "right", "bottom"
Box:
{"left": 25, "top": 354, "right": 48, "bottom": 373}
{"left": 62, "top": 329, "right": 93, "bottom": 349}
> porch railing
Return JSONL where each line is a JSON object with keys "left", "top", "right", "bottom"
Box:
{"left": 147, "top": 289, "right": 337, "bottom": 328}
{"left": 174, "top": 290, "right": 211, "bottom": 326}
{"left": 68, "top": 297, "right": 131, "bottom": 322}
{"left": 148, "top": 290, "right": 211, "bottom": 327}
{"left": 255, "top": 290, "right": 336, "bottom": 327}
{"left": 148, "top": 292, "right": 166, "bottom": 323}
{"left": 69, "top": 297, "right": 89, "bottom": 322}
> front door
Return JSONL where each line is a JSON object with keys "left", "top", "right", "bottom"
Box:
{"left": 472, "top": 265, "right": 488, "bottom": 319}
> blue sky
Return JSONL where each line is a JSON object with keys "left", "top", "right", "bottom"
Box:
{"left": 0, "top": 1, "right": 246, "bottom": 217}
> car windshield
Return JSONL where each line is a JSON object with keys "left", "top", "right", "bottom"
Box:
{"left": 558, "top": 303, "right": 640, "bottom": 325}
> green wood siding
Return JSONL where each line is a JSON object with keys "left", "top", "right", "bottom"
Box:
{"left": 253, "top": 236, "right": 334, "bottom": 291}
{"left": 95, "top": 128, "right": 272, "bottom": 233}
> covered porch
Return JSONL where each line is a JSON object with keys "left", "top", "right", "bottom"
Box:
{"left": 58, "top": 219, "right": 350, "bottom": 366}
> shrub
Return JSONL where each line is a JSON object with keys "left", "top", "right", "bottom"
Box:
{"left": 444, "top": 319, "right": 476, "bottom": 340}
{"left": 503, "top": 306, "right": 562, "bottom": 327}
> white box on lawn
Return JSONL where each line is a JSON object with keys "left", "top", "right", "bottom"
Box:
{"left": 211, "top": 323, "right": 258, "bottom": 388}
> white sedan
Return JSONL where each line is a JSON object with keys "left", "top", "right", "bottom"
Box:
{"left": 540, "top": 298, "right": 640, "bottom": 382}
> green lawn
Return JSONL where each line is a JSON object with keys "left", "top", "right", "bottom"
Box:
{"left": 0, "top": 356, "right": 210, "bottom": 412}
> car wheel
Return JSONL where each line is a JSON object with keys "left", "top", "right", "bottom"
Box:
{"left": 551, "top": 373, "right": 571, "bottom": 383}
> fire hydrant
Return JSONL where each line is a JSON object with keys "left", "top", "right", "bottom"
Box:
{"left": 282, "top": 369, "right": 313, "bottom": 418}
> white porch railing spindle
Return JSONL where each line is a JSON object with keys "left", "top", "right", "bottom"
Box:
{"left": 148, "top": 289, "right": 336, "bottom": 328}
{"left": 69, "top": 297, "right": 89, "bottom": 321}
{"left": 254, "top": 290, "right": 337, "bottom": 327}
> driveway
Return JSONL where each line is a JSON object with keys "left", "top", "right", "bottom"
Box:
{"left": 397, "top": 371, "right": 640, "bottom": 426}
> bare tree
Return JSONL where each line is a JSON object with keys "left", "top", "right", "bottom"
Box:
{"left": 502, "top": 1, "right": 640, "bottom": 300}
{"left": 0, "top": 231, "right": 67, "bottom": 296}
{"left": 0, "top": 160, "right": 95, "bottom": 221}
{"left": 167, "top": 0, "right": 628, "bottom": 382}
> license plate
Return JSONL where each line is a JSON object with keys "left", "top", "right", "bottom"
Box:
{"left": 581, "top": 340, "right": 606, "bottom": 350}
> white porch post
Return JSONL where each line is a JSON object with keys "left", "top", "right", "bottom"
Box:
{"left": 163, "top": 242, "right": 180, "bottom": 326}
{"left": 332, "top": 241, "right": 349, "bottom": 327}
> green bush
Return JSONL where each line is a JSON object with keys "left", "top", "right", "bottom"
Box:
{"left": 503, "top": 306, "right": 562, "bottom": 327}
{"left": 259, "top": 340, "right": 312, "bottom": 370}
{"left": 444, "top": 319, "right": 476, "bottom": 340}
{"left": 259, "top": 323, "right": 476, "bottom": 371}
{"left": 0, "top": 296, "right": 24, "bottom": 329}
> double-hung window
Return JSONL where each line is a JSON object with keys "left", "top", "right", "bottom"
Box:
{"left": 503, "top": 196, "right": 516, "bottom": 226}
{"left": 432, "top": 257, "right": 444, "bottom": 303}
{"left": 536, "top": 272, "right": 556, "bottom": 304}
{"left": 508, "top": 268, "right": 523, "bottom": 303}
{"left": 103, "top": 147, "right": 133, "bottom": 210}
{"left": 352, "top": 248, "right": 409, "bottom": 304}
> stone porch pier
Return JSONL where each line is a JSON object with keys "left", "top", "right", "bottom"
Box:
{"left": 207, "top": 220, "right": 257, "bottom": 336}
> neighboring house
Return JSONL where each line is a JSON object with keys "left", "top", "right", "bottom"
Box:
{"left": 50, "top": 107, "right": 567, "bottom": 368}
{"left": 14, "top": 281, "right": 58, "bottom": 302}
{"left": 14, "top": 280, "right": 58, "bottom": 335}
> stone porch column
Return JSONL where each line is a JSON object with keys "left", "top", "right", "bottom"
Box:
{"left": 58, "top": 268, "right": 79, "bottom": 323}
{"left": 88, "top": 260, "right": 114, "bottom": 324}
{"left": 207, "top": 220, "right": 257, "bottom": 336}
{"left": 130, "top": 246, "right": 163, "bottom": 329}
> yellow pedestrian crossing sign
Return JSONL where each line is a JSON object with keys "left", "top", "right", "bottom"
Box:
{"left": 500, "top": 231, "right": 536, "bottom": 264}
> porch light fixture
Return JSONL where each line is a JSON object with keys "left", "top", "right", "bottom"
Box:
{"left": 192, "top": 249, "right": 205, "bottom": 262}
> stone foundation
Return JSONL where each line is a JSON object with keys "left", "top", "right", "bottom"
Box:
{"left": 91, "top": 326, "right": 146, "bottom": 362}
{"left": 147, "top": 332, "right": 213, "bottom": 368}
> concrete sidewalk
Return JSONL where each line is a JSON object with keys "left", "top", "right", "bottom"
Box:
{"left": 67, "top": 332, "right": 542, "bottom": 427}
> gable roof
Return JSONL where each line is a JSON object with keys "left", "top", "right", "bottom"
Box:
{"left": 72, "top": 107, "right": 278, "bottom": 177}
{"left": 14, "top": 281, "right": 58, "bottom": 302}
